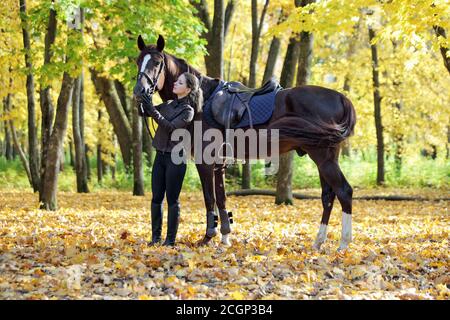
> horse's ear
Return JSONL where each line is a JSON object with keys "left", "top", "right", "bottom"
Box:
{"left": 157, "top": 35, "right": 165, "bottom": 52}
{"left": 137, "top": 35, "right": 146, "bottom": 51}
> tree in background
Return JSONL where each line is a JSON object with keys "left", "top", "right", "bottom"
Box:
{"left": 72, "top": 7, "right": 89, "bottom": 193}
{"left": 19, "top": 0, "right": 40, "bottom": 192}
{"left": 0, "top": 0, "right": 449, "bottom": 197}
{"left": 241, "top": 0, "right": 270, "bottom": 190}
{"left": 190, "top": 0, "right": 236, "bottom": 78}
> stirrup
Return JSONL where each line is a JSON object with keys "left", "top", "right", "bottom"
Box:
{"left": 218, "top": 142, "right": 235, "bottom": 165}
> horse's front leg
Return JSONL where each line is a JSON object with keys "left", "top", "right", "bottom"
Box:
{"left": 196, "top": 163, "right": 218, "bottom": 246}
{"left": 214, "top": 163, "right": 233, "bottom": 246}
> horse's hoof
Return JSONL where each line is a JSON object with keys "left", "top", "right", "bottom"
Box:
{"left": 196, "top": 236, "right": 213, "bottom": 247}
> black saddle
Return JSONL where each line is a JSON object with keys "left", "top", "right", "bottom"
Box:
{"left": 211, "top": 78, "right": 280, "bottom": 129}
{"left": 225, "top": 79, "right": 279, "bottom": 95}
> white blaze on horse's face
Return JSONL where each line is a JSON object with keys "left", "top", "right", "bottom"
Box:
{"left": 135, "top": 54, "right": 152, "bottom": 95}
{"left": 140, "top": 54, "right": 151, "bottom": 72}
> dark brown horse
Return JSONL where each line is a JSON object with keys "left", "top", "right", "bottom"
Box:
{"left": 133, "top": 35, "right": 356, "bottom": 251}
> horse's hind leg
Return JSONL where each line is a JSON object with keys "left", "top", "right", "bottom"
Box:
{"left": 214, "top": 163, "right": 232, "bottom": 246}
{"left": 320, "top": 162, "right": 353, "bottom": 251}
{"left": 310, "top": 148, "right": 353, "bottom": 251}
{"left": 312, "top": 174, "right": 336, "bottom": 250}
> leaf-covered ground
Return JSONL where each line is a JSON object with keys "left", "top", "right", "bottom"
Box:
{"left": 0, "top": 190, "right": 448, "bottom": 300}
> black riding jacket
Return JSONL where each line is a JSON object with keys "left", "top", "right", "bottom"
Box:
{"left": 140, "top": 96, "right": 194, "bottom": 153}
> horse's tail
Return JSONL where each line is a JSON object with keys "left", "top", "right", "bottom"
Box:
{"left": 339, "top": 94, "right": 357, "bottom": 140}
{"left": 268, "top": 94, "right": 356, "bottom": 148}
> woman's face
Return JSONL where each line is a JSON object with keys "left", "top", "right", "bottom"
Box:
{"left": 172, "top": 74, "right": 191, "bottom": 97}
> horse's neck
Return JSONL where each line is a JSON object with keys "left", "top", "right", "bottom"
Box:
{"left": 201, "top": 77, "right": 220, "bottom": 101}
{"left": 158, "top": 53, "right": 220, "bottom": 102}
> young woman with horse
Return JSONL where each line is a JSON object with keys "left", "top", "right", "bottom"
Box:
{"left": 134, "top": 35, "right": 356, "bottom": 252}
{"left": 137, "top": 70, "right": 203, "bottom": 247}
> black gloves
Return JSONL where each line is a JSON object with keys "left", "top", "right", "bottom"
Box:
{"left": 137, "top": 93, "right": 154, "bottom": 117}
{"left": 141, "top": 93, "right": 153, "bottom": 107}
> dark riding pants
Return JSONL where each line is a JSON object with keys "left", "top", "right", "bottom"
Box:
{"left": 151, "top": 151, "right": 187, "bottom": 206}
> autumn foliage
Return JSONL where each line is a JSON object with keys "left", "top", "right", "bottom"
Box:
{"left": 0, "top": 190, "right": 448, "bottom": 300}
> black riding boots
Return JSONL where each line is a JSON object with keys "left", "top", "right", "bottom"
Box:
{"left": 149, "top": 202, "right": 163, "bottom": 245}
{"left": 149, "top": 202, "right": 181, "bottom": 247}
{"left": 162, "top": 203, "right": 180, "bottom": 246}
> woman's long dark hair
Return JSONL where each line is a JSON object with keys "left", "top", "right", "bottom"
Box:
{"left": 182, "top": 72, "right": 203, "bottom": 114}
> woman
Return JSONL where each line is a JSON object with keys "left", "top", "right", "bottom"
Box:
{"left": 139, "top": 72, "right": 202, "bottom": 246}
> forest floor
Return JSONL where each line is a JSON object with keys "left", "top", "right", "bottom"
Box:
{"left": 0, "top": 189, "right": 448, "bottom": 300}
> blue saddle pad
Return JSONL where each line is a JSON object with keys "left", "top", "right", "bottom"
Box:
{"left": 203, "top": 82, "right": 281, "bottom": 129}
{"left": 234, "top": 89, "right": 280, "bottom": 128}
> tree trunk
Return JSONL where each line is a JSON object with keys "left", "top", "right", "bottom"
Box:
{"left": 226, "top": 24, "right": 236, "bottom": 80}
{"left": 40, "top": 72, "right": 75, "bottom": 210}
{"left": 9, "top": 120, "right": 32, "bottom": 186}
{"left": 59, "top": 144, "right": 65, "bottom": 172}
{"left": 114, "top": 80, "right": 131, "bottom": 121}
{"left": 132, "top": 101, "right": 144, "bottom": 195}
{"left": 433, "top": 26, "right": 450, "bottom": 75}
{"left": 69, "top": 140, "right": 75, "bottom": 167}
{"left": 73, "top": 72, "right": 89, "bottom": 193}
{"left": 369, "top": 26, "right": 385, "bottom": 185}
{"left": 85, "top": 144, "right": 91, "bottom": 179}
{"left": 296, "top": 34, "right": 314, "bottom": 86}
{"left": 102, "top": 160, "right": 108, "bottom": 177}
{"left": 190, "top": 0, "right": 237, "bottom": 78}
{"left": 275, "top": 37, "right": 301, "bottom": 203}
{"left": 3, "top": 95, "right": 13, "bottom": 161}
{"left": 90, "top": 69, "right": 133, "bottom": 169}
{"left": 111, "top": 144, "right": 117, "bottom": 180}
{"left": 280, "top": 37, "right": 300, "bottom": 88}
{"left": 249, "top": 0, "right": 269, "bottom": 88}
{"left": 207, "top": 0, "right": 225, "bottom": 78}
{"left": 276, "top": 0, "right": 314, "bottom": 205}
{"left": 241, "top": 0, "right": 270, "bottom": 190}
{"left": 19, "top": 0, "right": 40, "bottom": 192}
{"left": 341, "top": 16, "right": 360, "bottom": 157}
{"left": 241, "top": 161, "right": 251, "bottom": 189}
{"left": 39, "top": 6, "right": 57, "bottom": 197}
{"left": 224, "top": 0, "right": 236, "bottom": 38}
{"left": 275, "top": 151, "right": 294, "bottom": 205}
{"left": 97, "top": 143, "right": 103, "bottom": 184}
{"left": 71, "top": 8, "right": 89, "bottom": 193}
{"left": 262, "top": 10, "right": 285, "bottom": 84}
{"left": 394, "top": 132, "right": 403, "bottom": 176}
{"left": 262, "top": 36, "right": 281, "bottom": 84}
{"left": 142, "top": 122, "right": 153, "bottom": 166}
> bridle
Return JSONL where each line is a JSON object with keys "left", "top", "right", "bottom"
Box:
{"left": 137, "top": 52, "right": 166, "bottom": 139}
{"left": 137, "top": 52, "right": 166, "bottom": 96}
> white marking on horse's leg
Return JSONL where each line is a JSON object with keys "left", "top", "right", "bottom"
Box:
{"left": 338, "top": 212, "right": 352, "bottom": 251}
{"left": 221, "top": 234, "right": 231, "bottom": 246}
{"left": 312, "top": 223, "right": 328, "bottom": 250}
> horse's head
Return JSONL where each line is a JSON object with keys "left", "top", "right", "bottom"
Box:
{"left": 133, "top": 34, "right": 166, "bottom": 101}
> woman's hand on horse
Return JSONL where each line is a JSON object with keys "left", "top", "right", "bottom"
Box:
{"left": 141, "top": 93, "right": 153, "bottom": 108}
{"left": 136, "top": 93, "right": 153, "bottom": 117}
